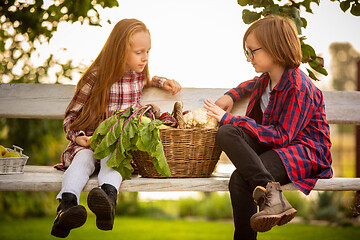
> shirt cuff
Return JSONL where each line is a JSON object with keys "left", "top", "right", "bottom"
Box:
{"left": 71, "top": 130, "right": 86, "bottom": 142}
{"left": 152, "top": 76, "right": 167, "bottom": 88}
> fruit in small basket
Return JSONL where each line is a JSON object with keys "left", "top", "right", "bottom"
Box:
{"left": 3, "top": 152, "right": 21, "bottom": 158}
{"left": 0, "top": 145, "right": 9, "bottom": 157}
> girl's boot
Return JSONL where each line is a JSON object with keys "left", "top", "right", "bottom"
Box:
{"left": 51, "top": 192, "right": 87, "bottom": 238}
{"left": 87, "top": 183, "right": 117, "bottom": 230}
{"left": 250, "top": 182, "right": 297, "bottom": 232}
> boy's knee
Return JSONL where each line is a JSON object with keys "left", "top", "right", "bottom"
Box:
{"left": 216, "top": 124, "right": 235, "bottom": 143}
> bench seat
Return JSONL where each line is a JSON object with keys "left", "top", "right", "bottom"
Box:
{"left": 0, "top": 84, "right": 359, "bottom": 194}
{"left": 0, "top": 165, "right": 359, "bottom": 192}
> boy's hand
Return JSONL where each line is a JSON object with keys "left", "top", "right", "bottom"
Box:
{"left": 164, "top": 79, "right": 182, "bottom": 95}
{"left": 204, "top": 99, "right": 227, "bottom": 122}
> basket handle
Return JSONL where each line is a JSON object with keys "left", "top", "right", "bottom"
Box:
{"left": 13, "top": 145, "right": 24, "bottom": 154}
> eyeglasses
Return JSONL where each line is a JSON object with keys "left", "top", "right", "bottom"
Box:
{"left": 244, "top": 47, "right": 262, "bottom": 60}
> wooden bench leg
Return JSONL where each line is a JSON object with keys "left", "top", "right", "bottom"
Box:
{"left": 353, "top": 190, "right": 360, "bottom": 217}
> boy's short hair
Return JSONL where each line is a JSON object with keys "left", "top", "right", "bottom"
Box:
{"left": 243, "top": 15, "right": 302, "bottom": 69}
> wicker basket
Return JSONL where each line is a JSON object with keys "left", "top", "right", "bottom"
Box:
{"left": 0, "top": 145, "right": 29, "bottom": 174}
{"left": 131, "top": 128, "right": 222, "bottom": 178}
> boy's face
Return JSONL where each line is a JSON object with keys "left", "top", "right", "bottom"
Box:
{"left": 126, "top": 31, "right": 151, "bottom": 73}
{"left": 245, "top": 32, "right": 274, "bottom": 73}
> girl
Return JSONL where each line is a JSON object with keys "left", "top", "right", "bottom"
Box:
{"left": 204, "top": 15, "right": 332, "bottom": 240}
{"left": 51, "top": 18, "right": 181, "bottom": 238}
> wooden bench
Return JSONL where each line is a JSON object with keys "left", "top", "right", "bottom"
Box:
{"left": 0, "top": 83, "right": 360, "bottom": 193}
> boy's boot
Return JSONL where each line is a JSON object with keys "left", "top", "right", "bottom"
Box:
{"left": 87, "top": 183, "right": 117, "bottom": 230}
{"left": 51, "top": 192, "right": 87, "bottom": 238}
{"left": 250, "top": 182, "right": 297, "bottom": 232}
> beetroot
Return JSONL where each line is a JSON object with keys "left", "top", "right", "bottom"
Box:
{"left": 159, "top": 112, "right": 178, "bottom": 127}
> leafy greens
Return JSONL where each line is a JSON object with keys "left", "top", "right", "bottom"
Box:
{"left": 90, "top": 106, "right": 171, "bottom": 179}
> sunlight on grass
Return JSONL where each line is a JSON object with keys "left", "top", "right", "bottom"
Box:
{"left": 0, "top": 217, "right": 359, "bottom": 240}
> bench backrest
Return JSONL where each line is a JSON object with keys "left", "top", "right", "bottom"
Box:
{"left": 0, "top": 83, "right": 359, "bottom": 125}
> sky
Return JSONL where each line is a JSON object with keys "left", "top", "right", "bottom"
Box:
{"left": 47, "top": 0, "right": 360, "bottom": 90}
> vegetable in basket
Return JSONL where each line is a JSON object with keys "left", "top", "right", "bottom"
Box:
{"left": 183, "top": 108, "right": 219, "bottom": 129}
{"left": 90, "top": 106, "right": 171, "bottom": 180}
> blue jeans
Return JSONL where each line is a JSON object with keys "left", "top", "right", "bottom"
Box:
{"left": 216, "top": 125, "right": 290, "bottom": 240}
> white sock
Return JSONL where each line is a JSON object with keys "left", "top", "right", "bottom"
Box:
{"left": 57, "top": 149, "right": 96, "bottom": 203}
{"left": 98, "top": 154, "right": 123, "bottom": 193}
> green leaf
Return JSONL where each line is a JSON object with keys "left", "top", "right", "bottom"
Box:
{"left": 92, "top": 106, "right": 170, "bottom": 179}
{"left": 237, "top": 0, "right": 248, "bottom": 7}
{"left": 300, "top": 0, "right": 317, "bottom": 13}
{"left": 242, "top": 9, "right": 261, "bottom": 24}
{"left": 350, "top": 3, "right": 360, "bottom": 16}
{"left": 340, "top": 0, "right": 351, "bottom": 12}
{"left": 300, "top": 17, "right": 307, "bottom": 29}
{"left": 151, "top": 142, "right": 171, "bottom": 177}
{"left": 301, "top": 43, "right": 316, "bottom": 63}
{"left": 93, "top": 120, "right": 122, "bottom": 157}
{"left": 306, "top": 68, "right": 319, "bottom": 81}
{"left": 308, "top": 58, "right": 328, "bottom": 76}
{"left": 269, "top": 5, "right": 280, "bottom": 15}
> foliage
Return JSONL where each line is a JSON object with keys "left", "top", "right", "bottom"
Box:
{"left": 0, "top": 118, "right": 67, "bottom": 166}
{"left": 0, "top": 191, "right": 58, "bottom": 219}
{"left": 329, "top": 42, "right": 359, "bottom": 91}
{"left": 178, "top": 192, "right": 233, "bottom": 220}
{"left": 237, "top": 0, "right": 360, "bottom": 80}
{"left": 308, "top": 191, "right": 357, "bottom": 225}
{"left": 91, "top": 106, "right": 170, "bottom": 179}
{"left": 0, "top": 0, "right": 118, "bottom": 84}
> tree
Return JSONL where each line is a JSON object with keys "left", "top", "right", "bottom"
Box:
{"left": 0, "top": 0, "right": 119, "bottom": 166}
{"left": 1, "top": 0, "right": 119, "bottom": 84}
{"left": 330, "top": 42, "right": 359, "bottom": 91}
{"left": 238, "top": 0, "right": 360, "bottom": 80}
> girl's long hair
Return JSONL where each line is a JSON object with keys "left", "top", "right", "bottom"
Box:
{"left": 67, "top": 19, "right": 151, "bottom": 131}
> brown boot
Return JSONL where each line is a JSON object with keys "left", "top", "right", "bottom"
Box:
{"left": 87, "top": 184, "right": 117, "bottom": 231}
{"left": 250, "top": 182, "right": 297, "bottom": 232}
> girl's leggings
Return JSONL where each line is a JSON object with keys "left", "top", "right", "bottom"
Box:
{"left": 215, "top": 124, "right": 290, "bottom": 240}
{"left": 56, "top": 149, "right": 123, "bottom": 202}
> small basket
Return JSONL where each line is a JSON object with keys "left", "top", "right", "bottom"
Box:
{"left": 0, "top": 145, "right": 29, "bottom": 174}
{"left": 131, "top": 128, "right": 222, "bottom": 178}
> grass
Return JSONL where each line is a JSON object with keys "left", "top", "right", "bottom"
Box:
{"left": 0, "top": 216, "right": 359, "bottom": 240}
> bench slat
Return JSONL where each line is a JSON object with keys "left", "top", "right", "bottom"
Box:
{"left": 1, "top": 83, "right": 360, "bottom": 124}
{"left": 0, "top": 166, "right": 359, "bottom": 192}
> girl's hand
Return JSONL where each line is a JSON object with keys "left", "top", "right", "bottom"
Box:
{"left": 215, "top": 94, "right": 234, "bottom": 112}
{"left": 75, "top": 135, "right": 91, "bottom": 147}
{"left": 204, "top": 99, "right": 227, "bottom": 122}
{"left": 163, "top": 79, "right": 182, "bottom": 95}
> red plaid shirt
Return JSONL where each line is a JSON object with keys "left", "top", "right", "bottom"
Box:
{"left": 222, "top": 68, "right": 333, "bottom": 195}
{"left": 58, "top": 71, "right": 166, "bottom": 169}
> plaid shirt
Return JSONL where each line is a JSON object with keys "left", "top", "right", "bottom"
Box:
{"left": 222, "top": 68, "right": 333, "bottom": 195}
{"left": 58, "top": 71, "right": 166, "bottom": 169}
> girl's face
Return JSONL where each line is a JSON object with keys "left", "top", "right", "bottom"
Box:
{"left": 126, "top": 31, "right": 151, "bottom": 73}
{"left": 245, "top": 32, "right": 275, "bottom": 73}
